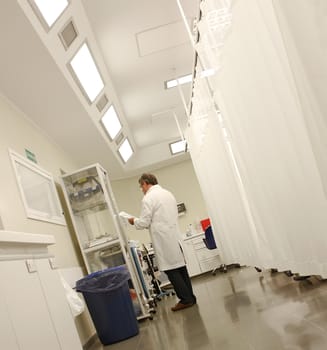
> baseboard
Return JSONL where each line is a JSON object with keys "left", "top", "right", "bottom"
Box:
{"left": 83, "top": 333, "right": 98, "bottom": 350}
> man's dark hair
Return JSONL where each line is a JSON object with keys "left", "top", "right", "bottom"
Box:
{"left": 138, "top": 173, "right": 158, "bottom": 186}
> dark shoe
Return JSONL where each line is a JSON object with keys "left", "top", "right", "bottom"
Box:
{"left": 293, "top": 275, "right": 310, "bottom": 281}
{"left": 171, "top": 302, "right": 194, "bottom": 312}
{"left": 284, "top": 270, "right": 294, "bottom": 277}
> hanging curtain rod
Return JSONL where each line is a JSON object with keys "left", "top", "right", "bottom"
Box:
{"left": 175, "top": 0, "right": 202, "bottom": 121}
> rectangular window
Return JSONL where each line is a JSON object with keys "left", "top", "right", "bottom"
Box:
{"left": 9, "top": 150, "right": 65, "bottom": 225}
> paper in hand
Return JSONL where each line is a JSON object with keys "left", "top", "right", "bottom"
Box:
{"left": 119, "top": 211, "right": 134, "bottom": 225}
{"left": 119, "top": 211, "right": 133, "bottom": 219}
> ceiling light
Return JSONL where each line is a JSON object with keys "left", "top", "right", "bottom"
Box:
{"left": 200, "top": 68, "right": 216, "bottom": 78}
{"left": 169, "top": 140, "right": 187, "bottom": 155}
{"left": 118, "top": 139, "right": 133, "bottom": 163}
{"left": 165, "top": 74, "right": 192, "bottom": 89}
{"left": 177, "top": 74, "right": 193, "bottom": 85}
{"left": 166, "top": 80, "right": 178, "bottom": 89}
{"left": 69, "top": 43, "right": 104, "bottom": 103}
{"left": 33, "top": 0, "right": 69, "bottom": 27}
{"left": 101, "top": 105, "right": 122, "bottom": 140}
{"left": 165, "top": 69, "right": 215, "bottom": 89}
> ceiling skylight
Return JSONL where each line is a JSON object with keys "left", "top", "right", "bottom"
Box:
{"left": 118, "top": 139, "right": 133, "bottom": 163}
{"left": 101, "top": 105, "right": 122, "bottom": 140}
{"left": 69, "top": 43, "right": 104, "bottom": 103}
{"left": 169, "top": 140, "right": 187, "bottom": 155}
{"left": 33, "top": 0, "right": 69, "bottom": 27}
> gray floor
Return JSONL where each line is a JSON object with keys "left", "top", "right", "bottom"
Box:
{"left": 89, "top": 267, "right": 327, "bottom": 349}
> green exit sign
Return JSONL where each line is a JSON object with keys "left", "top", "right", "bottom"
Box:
{"left": 25, "top": 149, "right": 37, "bottom": 163}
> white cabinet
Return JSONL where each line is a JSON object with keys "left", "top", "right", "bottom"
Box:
{"left": 0, "top": 231, "right": 82, "bottom": 350}
{"left": 182, "top": 233, "right": 221, "bottom": 277}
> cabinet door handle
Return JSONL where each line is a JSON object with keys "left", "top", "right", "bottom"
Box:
{"left": 25, "top": 259, "right": 37, "bottom": 273}
{"left": 48, "top": 257, "right": 58, "bottom": 270}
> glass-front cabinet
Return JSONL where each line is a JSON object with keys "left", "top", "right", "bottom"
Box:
{"left": 61, "top": 164, "right": 122, "bottom": 272}
{"left": 60, "top": 164, "right": 150, "bottom": 319}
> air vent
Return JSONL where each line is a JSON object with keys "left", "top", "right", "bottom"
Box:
{"left": 59, "top": 19, "right": 78, "bottom": 50}
{"left": 115, "top": 132, "right": 124, "bottom": 145}
{"left": 96, "top": 94, "right": 109, "bottom": 112}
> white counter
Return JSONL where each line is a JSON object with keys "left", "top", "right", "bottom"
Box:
{"left": 0, "top": 230, "right": 55, "bottom": 244}
{"left": 0, "top": 230, "right": 55, "bottom": 260}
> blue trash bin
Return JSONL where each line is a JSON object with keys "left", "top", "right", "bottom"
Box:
{"left": 76, "top": 265, "right": 139, "bottom": 345}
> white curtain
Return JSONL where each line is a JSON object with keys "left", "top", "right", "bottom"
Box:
{"left": 187, "top": 0, "right": 327, "bottom": 276}
{"left": 272, "top": 0, "right": 327, "bottom": 199}
{"left": 186, "top": 67, "right": 260, "bottom": 267}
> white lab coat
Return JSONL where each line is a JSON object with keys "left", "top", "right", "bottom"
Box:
{"left": 134, "top": 184, "right": 185, "bottom": 271}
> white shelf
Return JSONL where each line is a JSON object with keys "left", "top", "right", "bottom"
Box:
{"left": 83, "top": 237, "right": 120, "bottom": 254}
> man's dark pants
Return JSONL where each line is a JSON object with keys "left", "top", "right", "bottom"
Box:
{"left": 165, "top": 266, "right": 196, "bottom": 304}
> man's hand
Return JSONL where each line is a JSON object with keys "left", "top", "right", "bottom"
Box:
{"left": 128, "top": 217, "right": 135, "bottom": 225}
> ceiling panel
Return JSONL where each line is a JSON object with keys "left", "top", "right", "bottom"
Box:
{"left": 136, "top": 19, "right": 192, "bottom": 57}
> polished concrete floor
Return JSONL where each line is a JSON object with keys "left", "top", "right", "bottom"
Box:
{"left": 89, "top": 267, "right": 327, "bottom": 349}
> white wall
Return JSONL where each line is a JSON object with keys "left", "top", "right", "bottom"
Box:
{"left": 0, "top": 93, "right": 82, "bottom": 268}
{"left": 112, "top": 160, "right": 209, "bottom": 244}
{"left": 0, "top": 93, "right": 97, "bottom": 344}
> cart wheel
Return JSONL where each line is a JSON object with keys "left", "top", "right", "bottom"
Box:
{"left": 220, "top": 265, "right": 227, "bottom": 273}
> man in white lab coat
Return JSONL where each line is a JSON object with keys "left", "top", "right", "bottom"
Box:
{"left": 128, "top": 173, "right": 196, "bottom": 311}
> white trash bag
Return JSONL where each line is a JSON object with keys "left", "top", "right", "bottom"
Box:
{"left": 60, "top": 276, "right": 85, "bottom": 317}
